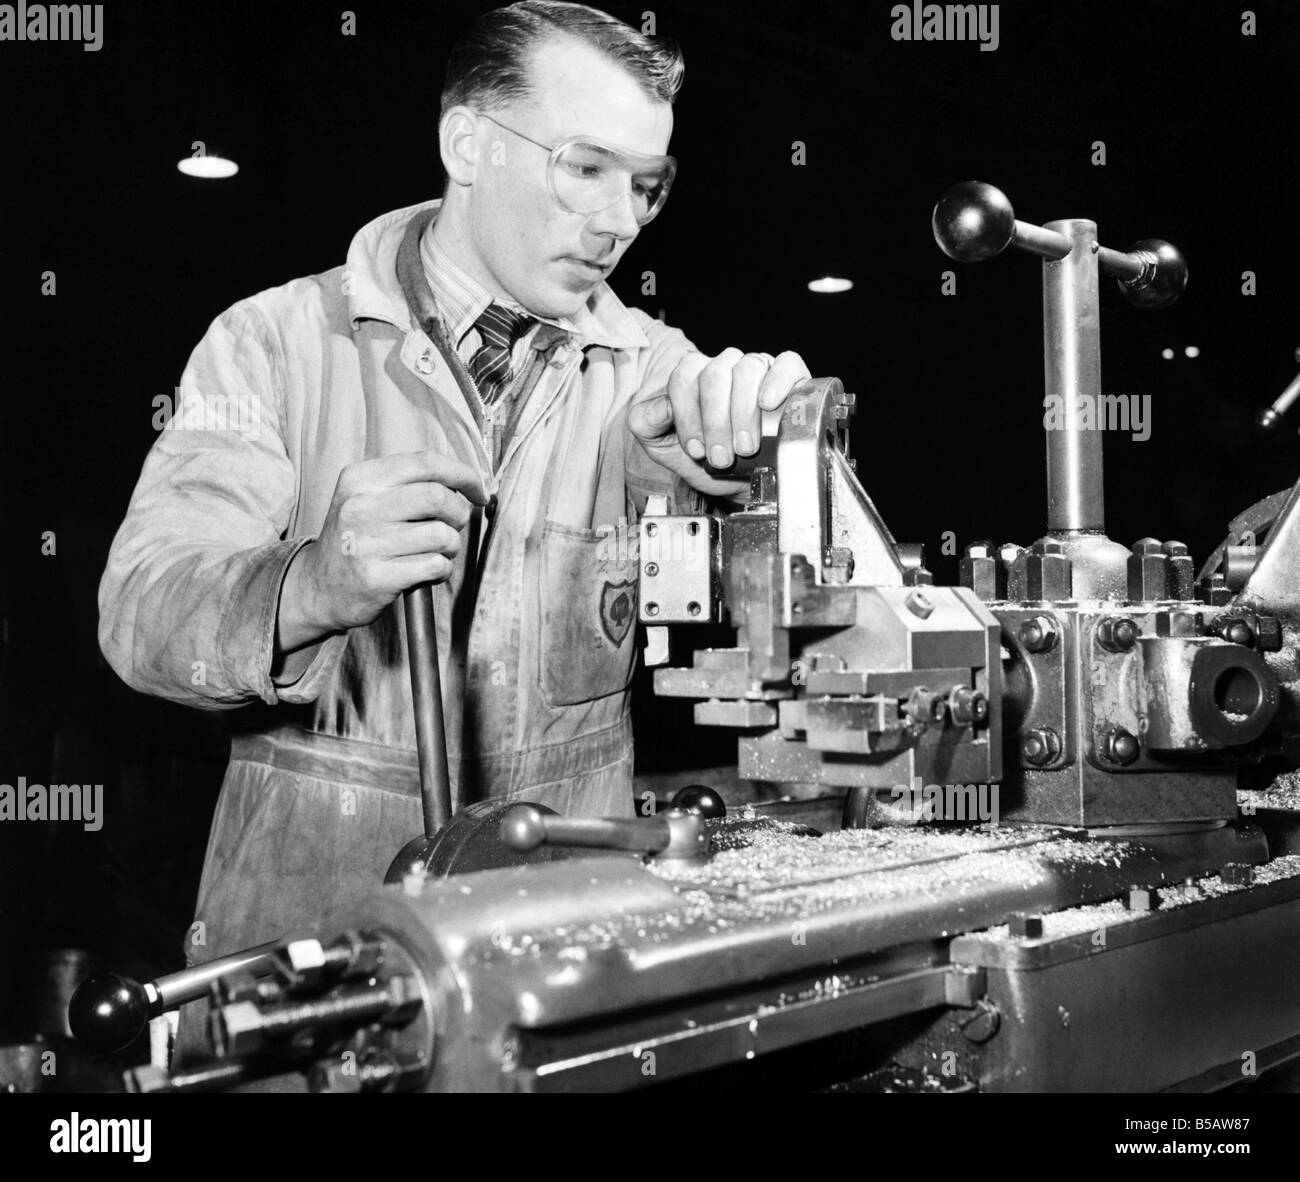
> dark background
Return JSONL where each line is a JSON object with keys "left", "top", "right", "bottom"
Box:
{"left": 2, "top": 0, "right": 1298, "bottom": 1027}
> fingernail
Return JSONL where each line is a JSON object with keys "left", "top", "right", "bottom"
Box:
{"left": 685, "top": 438, "right": 706, "bottom": 460}
{"left": 736, "top": 431, "right": 754, "bottom": 455}
{"left": 709, "top": 444, "right": 730, "bottom": 468}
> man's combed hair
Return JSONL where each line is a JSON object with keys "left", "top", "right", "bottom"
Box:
{"left": 440, "top": 1, "right": 684, "bottom": 117}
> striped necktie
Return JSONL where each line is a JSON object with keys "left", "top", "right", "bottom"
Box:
{"left": 468, "top": 303, "right": 534, "bottom": 408}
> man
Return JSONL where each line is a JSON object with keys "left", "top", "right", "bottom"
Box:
{"left": 99, "top": 1, "right": 809, "bottom": 986}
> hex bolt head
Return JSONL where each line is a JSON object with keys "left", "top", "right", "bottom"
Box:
{"left": 1018, "top": 615, "right": 1059, "bottom": 653}
{"left": 1127, "top": 542, "right": 1169, "bottom": 601}
{"left": 1221, "top": 862, "right": 1256, "bottom": 886}
{"left": 906, "top": 686, "right": 946, "bottom": 727}
{"left": 1026, "top": 549, "right": 1073, "bottom": 600}
{"left": 960, "top": 541, "right": 1001, "bottom": 601}
{"left": 1103, "top": 728, "right": 1141, "bottom": 765}
{"left": 1125, "top": 885, "right": 1161, "bottom": 912}
{"left": 1020, "top": 727, "right": 1061, "bottom": 766}
{"left": 1096, "top": 615, "right": 1140, "bottom": 652}
{"left": 1007, "top": 912, "right": 1044, "bottom": 938}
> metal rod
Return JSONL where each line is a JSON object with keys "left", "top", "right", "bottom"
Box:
{"left": 403, "top": 585, "right": 452, "bottom": 837}
{"left": 153, "top": 941, "right": 282, "bottom": 1011}
{"left": 1013, "top": 219, "right": 1071, "bottom": 260}
{"left": 1043, "top": 219, "right": 1105, "bottom": 533}
{"left": 1096, "top": 244, "right": 1144, "bottom": 280}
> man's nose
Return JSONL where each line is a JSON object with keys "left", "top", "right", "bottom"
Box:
{"left": 586, "top": 191, "right": 641, "bottom": 241}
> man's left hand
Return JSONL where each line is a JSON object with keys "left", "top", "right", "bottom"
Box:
{"left": 628, "top": 348, "right": 811, "bottom": 497}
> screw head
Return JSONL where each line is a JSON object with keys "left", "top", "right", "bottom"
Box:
{"left": 1018, "top": 615, "right": 1058, "bottom": 653}
{"left": 1132, "top": 537, "right": 1164, "bottom": 554}
{"left": 1096, "top": 615, "right": 1140, "bottom": 652}
{"left": 1104, "top": 728, "right": 1141, "bottom": 765}
{"left": 905, "top": 588, "right": 935, "bottom": 619}
{"left": 1020, "top": 728, "right": 1061, "bottom": 766}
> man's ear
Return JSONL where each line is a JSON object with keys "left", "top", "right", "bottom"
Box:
{"left": 439, "top": 106, "right": 480, "bottom": 187}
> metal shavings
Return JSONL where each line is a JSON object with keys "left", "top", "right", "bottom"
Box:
{"left": 1239, "top": 773, "right": 1300, "bottom": 811}
{"left": 974, "top": 854, "right": 1300, "bottom": 943}
{"left": 476, "top": 825, "right": 1135, "bottom": 962}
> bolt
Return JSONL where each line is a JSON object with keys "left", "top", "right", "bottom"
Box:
{"left": 645, "top": 602, "right": 659, "bottom": 617}
{"left": 644, "top": 562, "right": 660, "bottom": 577}
{"left": 906, "top": 686, "right": 946, "bottom": 727}
{"left": 1103, "top": 728, "right": 1141, "bottom": 765}
{"left": 1020, "top": 727, "right": 1061, "bottom": 766}
{"left": 1018, "top": 615, "right": 1058, "bottom": 653}
{"left": 1197, "top": 573, "right": 1232, "bottom": 606}
{"left": 949, "top": 686, "right": 989, "bottom": 726}
{"left": 1163, "top": 540, "right": 1196, "bottom": 600}
{"left": 1007, "top": 912, "right": 1044, "bottom": 938}
{"left": 960, "top": 539, "right": 1002, "bottom": 602}
{"left": 1128, "top": 538, "right": 1168, "bottom": 601}
{"left": 1125, "top": 885, "right": 1161, "bottom": 912}
{"left": 1221, "top": 863, "right": 1256, "bottom": 886}
{"left": 958, "top": 999, "right": 1001, "bottom": 1044}
{"left": 1025, "top": 542, "right": 1073, "bottom": 600}
{"left": 905, "top": 588, "right": 935, "bottom": 619}
{"left": 1215, "top": 615, "right": 1255, "bottom": 647}
{"left": 1096, "top": 615, "right": 1140, "bottom": 652}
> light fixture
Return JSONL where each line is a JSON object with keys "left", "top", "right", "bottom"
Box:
{"left": 808, "top": 276, "right": 853, "bottom": 294}
{"left": 177, "top": 155, "right": 239, "bottom": 179}
{"left": 1161, "top": 348, "right": 1175, "bottom": 360}
{"left": 1184, "top": 345, "right": 1200, "bottom": 358}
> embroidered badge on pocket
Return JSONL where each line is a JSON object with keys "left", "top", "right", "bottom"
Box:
{"left": 599, "top": 578, "right": 635, "bottom": 647}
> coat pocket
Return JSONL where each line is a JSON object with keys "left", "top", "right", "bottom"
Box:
{"left": 538, "top": 519, "right": 637, "bottom": 707}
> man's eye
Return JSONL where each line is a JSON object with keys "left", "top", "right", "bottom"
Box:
{"left": 563, "top": 161, "right": 603, "bottom": 180}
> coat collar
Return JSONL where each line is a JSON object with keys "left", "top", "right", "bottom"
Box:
{"left": 344, "top": 199, "right": 650, "bottom": 351}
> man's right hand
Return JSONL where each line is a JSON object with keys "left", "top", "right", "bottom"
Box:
{"left": 276, "top": 450, "right": 488, "bottom": 657}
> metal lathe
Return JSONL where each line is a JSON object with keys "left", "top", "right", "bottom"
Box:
{"left": 70, "top": 182, "right": 1300, "bottom": 1093}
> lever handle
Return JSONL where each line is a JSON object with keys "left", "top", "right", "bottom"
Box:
{"left": 931, "top": 180, "right": 1187, "bottom": 309}
{"left": 69, "top": 941, "right": 281, "bottom": 1053}
{"left": 500, "top": 805, "right": 709, "bottom": 861}
{"left": 403, "top": 584, "right": 452, "bottom": 837}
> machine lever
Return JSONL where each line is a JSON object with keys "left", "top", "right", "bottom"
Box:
{"left": 384, "top": 584, "right": 455, "bottom": 883}
{"left": 501, "top": 805, "right": 710, "bottom": 862}
{"left": 932, "top": 180, "right": 1188, "bottom": 309}
{"left": 68, "top": 941, "right": 281, "bottom": 1053}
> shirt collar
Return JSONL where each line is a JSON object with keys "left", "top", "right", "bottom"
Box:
{"left": 344, "top": 198, "right": 649, "bottom": 351}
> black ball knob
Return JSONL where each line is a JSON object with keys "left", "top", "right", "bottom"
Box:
{"left": 671, "top": 784, "right": 727, "bottom": 820}
{"left": 68, "top": 972, "right": 151, "bottom": 1053}
{"left": 499, "top": 804, "right": 548, "bottom": 850}
{"left": 932, "top": 181, "right": 1016, "bottom": 262}
{"left": 1119, "top": 239, "right": 1188, "bottom": 309}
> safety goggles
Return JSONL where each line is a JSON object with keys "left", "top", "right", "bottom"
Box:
{"left": 479, "top": 113, "right": 677, "bottom": 226}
